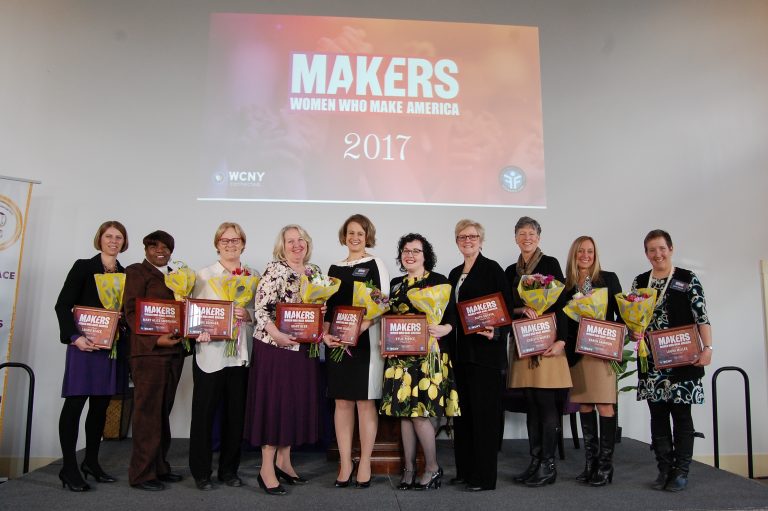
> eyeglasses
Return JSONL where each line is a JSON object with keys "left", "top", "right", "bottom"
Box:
{"left": 219, "top": 237, "right": 243, "bottom": 246}
{"left": 456, "top": 234, "right": 480, "bottom": 242}
{"left": 401, "top": 248, "right": 423, "bottom": 256}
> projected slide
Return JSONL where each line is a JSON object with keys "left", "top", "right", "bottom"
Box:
{"left": 200, "top": 14, "right": 546, "bottom": 207}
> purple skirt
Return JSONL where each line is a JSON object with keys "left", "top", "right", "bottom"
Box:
{"left": 243, "top": 340, "right": 320, "bottom": 447}
{"left": 61, "top": 344, "right": 127, "bottom": 397}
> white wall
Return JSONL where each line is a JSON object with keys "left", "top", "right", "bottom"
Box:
{"left": 1, "top": 0, "right": 766, "bottom": 469}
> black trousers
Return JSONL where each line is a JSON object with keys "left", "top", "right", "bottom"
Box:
{"left": 648, "top": 401, "right": 694, "bottom": 441}
{"left": 189, "top": 360, "right": 248, "bottom": 480}
{"left": 452, "top": 363, "right": 503, "bottom": 489}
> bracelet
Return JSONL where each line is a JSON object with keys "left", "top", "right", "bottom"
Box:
{"left": 703, "top": 345, "right": 713, "bottom": 351}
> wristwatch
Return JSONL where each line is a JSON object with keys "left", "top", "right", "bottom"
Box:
{"left": 703, "top": 345, "right": 713, "bottom": 351}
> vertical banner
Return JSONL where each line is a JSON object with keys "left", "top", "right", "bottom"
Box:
{"left": 0, "top": 176, "right": 35, "bottom": 440}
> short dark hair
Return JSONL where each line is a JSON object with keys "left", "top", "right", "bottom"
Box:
{"left": 644, "top": 229, "right": 673, "bottom": 252}
{"left": 142, "top": 230, "right": 175, "bottom": 253}
{"left": 93, "top": 220, "right": 128, "bottom": 252}
{"left": 514, "top": 216, "right": 541, "bottom": 235}
{"left": 396, "top": 233, "right": 437, "bottom": 272}
{"left": 338, "top": 214, "right": 377, "bottom": 248}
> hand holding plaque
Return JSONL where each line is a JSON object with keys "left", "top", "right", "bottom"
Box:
{"left": 512, "top": 313, "right": 557, "bottom": 358}
{"left": 73, "top": 306, "right": 120, "bottom": 349}
{"left": 457, "top": 292, "right": 512, "bottom": 335}
{"left": 648, "top": 324, "right": 702, "bottom": 369}
{"left": 184, "top": 298, "right": 235, "bottom": 339}
{"left": 275, "top": 303, "right": 323, "bottom": 343}
{"left": 330, "top": 306, "right": 365, "bottom": 345}
{"left": 381, "top": 315, "right": 428, "bottom": 356}
{"left": 135, "top": 298, "right": 183, "bottom": 335}
{"left": 575, "top": 318, "right": 626, "bottom": 362}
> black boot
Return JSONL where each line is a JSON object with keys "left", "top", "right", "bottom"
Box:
{"left": 576, "top": 411, "right": 598, "bottom": 483}
{"left": 666, "top": 430, "right": 698, "bottom": 492}
{"left": 513, "top": 414, "right": 542, "bottom": 483}
{"left": 525, "top": 423, "right": 557, "bottom": 487}
{"left": 589, "top": 415, "right": 617, "bottom": 486}
{"left": 651, "top": 436, "right": 674, "bottom": 490}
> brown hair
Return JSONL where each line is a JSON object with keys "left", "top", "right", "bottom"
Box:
{"left": 93, "top": 221, "right": 128, "bottom": 253}
{"left": 644, "top": 229, "right": 673, "bottom": 252}
{"left": 338, "top": 214, "right": 376, "bottom": 248}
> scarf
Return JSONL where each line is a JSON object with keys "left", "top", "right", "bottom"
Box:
{"left": 516, "top": 247, "right": 543, "bottom": 278}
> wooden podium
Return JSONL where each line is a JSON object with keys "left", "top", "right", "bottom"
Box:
{"left": 326, "top": 415, "right": 424, "bottom": 475}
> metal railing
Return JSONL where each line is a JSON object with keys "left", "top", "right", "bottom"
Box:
{"left": 711, "top": 366, "right": 753, "bottom": 479}
{"left": 0, "top": 362, "right": 35, "bottom": 474}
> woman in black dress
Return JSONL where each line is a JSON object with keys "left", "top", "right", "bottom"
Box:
{"left": 323, "top": 214, "right": 390, "bottom": 488}
{"left": 54, "top": 221, "right": 129, "bottom": 491}
{"left": 447, "top": 219, "right": 511, "bottom": 491}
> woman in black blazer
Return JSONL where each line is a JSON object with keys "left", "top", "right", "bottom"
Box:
{"left": 505, "top": 216, "right": 571, "bottom": 487}
{"left": 447, "top": 219, "right": 512, "bottom": 491}
{"left": 563, "top": 236, "right": 622, "bottom": 486}
{"left": 54, "top": 221, "right": 129, "bottom": 491}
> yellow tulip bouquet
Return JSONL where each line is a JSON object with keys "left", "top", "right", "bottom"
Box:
{"left": 208, "top": 266, "right": 260, "bottom": 357}
{"left": 614, "top": 288, "right": 657, "bottom": 373}
{"left": 164, "top": 261, "right": 196, "bottom": 352}
{"left": 94, "top": 273, "right": 126, "bottom": 359}
{"left": 406, "top": 284, "right": 451, "bottom": 378}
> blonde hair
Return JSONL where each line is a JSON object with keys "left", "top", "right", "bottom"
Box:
{"left": 565, "top": 236, "right": 602, "bottom": 290}
{"left": 273, "top": 224, "right": 313, "bottom": 264}
{"left": 338, "top": 214, "right": 377, "bottom": 248}
{"left": 454, "top": 219, "right": 485, "bottom": 242}
{"left": 213, "top": 222, "right": 246, "bottom": 253}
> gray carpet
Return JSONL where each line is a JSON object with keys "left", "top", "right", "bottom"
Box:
{"left": 1, "top": 438, "right": 767, "bottom": 511}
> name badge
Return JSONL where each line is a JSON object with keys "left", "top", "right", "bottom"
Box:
{"left": 352, "top": 267, "right": 370, "bottom": 278}
{"left": 669, "top": 279, "right": 690, "bottom": 292}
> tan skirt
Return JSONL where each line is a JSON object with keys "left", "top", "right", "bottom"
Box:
{"left": 569, "top": 356, "right": 617, "bottom": 404}
{"left": 508, "top": 353, "right": 572, "bottom": 389}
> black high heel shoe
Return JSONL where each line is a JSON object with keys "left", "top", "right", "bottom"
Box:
{"left": 397, "top": 469, "right": 416, "bottom": 490}
{"left": 58, "top": 469, "right": 91, "bottom": 492}
{"left": 80, "top": 461, "right": 117, "bottom": 483}
{"left": 414, "top": 467, "right": 443, "bottom": 490}
{"left": 275, "top": 465, "right": 309, "bottom": 485}
{"left": 334, "top": 459, "right": 358, "bottom": 488}
{"left": 257, "top": 473, "right": 287, "bottom": 496}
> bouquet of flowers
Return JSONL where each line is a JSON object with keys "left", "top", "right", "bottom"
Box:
{"left": 563, "top": 287, "right": 608, "bottom": 323}
{"left": 407, "top": 284, "right": 451, "bottom": 378}
{"left": 299, "top": 266, "right": 340, "bottom": 357}
{"left": 615, "top": 288, "right": 658, "bottom": 372}
{"left": 517, "top": 274, "right": 565, "bottom": 315}
{"left": 329, "top": 280, "right": 390, "bottom": 363}
{"left": 208, "top": 266, "right": 260, "bottom": 357}
{"left": 94, "top": 273, "right": 126, "bottom": 359}
{"left": 165, "top": 261, "right": 196, "bottom": 351}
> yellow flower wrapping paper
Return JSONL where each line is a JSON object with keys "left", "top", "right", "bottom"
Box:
{"left": 517, "top": 275, "right": 565, "bottom": 315}
{"left": 563, "top": 287, "right": 608, "bottom": 322}
{"left": 94, "top": 273, "right": 126, "bottom": 359}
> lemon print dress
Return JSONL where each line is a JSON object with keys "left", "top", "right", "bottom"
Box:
{"left": 379, "top": 272, "right": 460, "bottom": 418}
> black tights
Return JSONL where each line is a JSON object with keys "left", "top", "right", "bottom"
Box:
{"left": 648, "top": 401, "right": 693, "bottom": 440}
{"left": 59, "top": 395, "right": 111, "bottom": 473}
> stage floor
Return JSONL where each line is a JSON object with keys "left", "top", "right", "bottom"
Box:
{"left": 2, "top": 438, "right": 767, "bottom": 511}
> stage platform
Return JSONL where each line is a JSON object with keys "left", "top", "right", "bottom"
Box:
{"left": 2, "top": 438, "right": 767, "bottom": 511}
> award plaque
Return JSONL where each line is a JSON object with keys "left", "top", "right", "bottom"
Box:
{"left": 380, "top": 315, "right": 428, "bottom": 356}
{"left": 135, "top": 298, "right": 183, "bottom": 335}
{"left": 275, "top": 303, "right": 323, "bottom": 343}
{"left": 330, "top": 305, "right": 365, "bottom": 346}
{"left": 575, "top": 318, "right": 626, "bottom": 362}
{"left": 73, "top": 306, "right": 120, "bottom": 348}
{"left": 184, "top": 298, "right": 234, "bottom": 339}
{"left": 457, "top": 292, "right": 512, "bottom": 335}
{"left": 648, "top": 324, "right": 702, "bottom": 369}
{"left": 512, "top": 313, "right": 557, "bottom": 358}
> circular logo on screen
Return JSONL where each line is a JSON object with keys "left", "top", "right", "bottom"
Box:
{"left": 214, "top": 172, "right": 226, "bottom": 183}
{"left": 499, "top": 166, "right": 526, "bottom": 192}
{"left": 0, "top": 195, "right": 23, "bottom": 251}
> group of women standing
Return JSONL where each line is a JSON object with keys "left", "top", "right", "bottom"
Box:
{"left": 54, "top": 214, "right": 713, "bottom": 495}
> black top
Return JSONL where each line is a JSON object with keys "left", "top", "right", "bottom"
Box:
{"left": 389, "top": 271, "right": 453, "bottom": 349}
{"left": 563, "top": 270, "right": 622, "bottom": 367}
{"left": 504, "top": 254, "right": 569, "bottom": 350}
{"left": 55, "top": 254, "right": 125, "bottom": 344}
{"left": 448, "top": 252, "right": 512, "bottom": 370}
